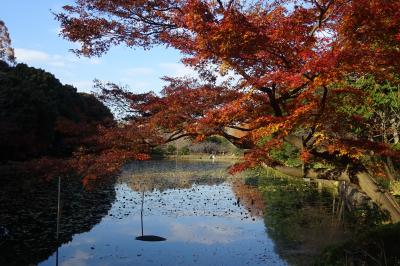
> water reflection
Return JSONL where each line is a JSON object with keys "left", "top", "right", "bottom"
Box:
{"left": 39, "top": 160, "right": 287, "bottom": 265}
{"left": 120, "top": 160, "right": 229, "bottom": 192}
{"left": 0, "top": 171, "right": 116, "bottom": 266}
{"left": 232, "top": 181, "right": 265, "bottom": 218}
{"left": 2, "top": 160, "right": 372, "bottom": 266}
{"left": 259, "top": 176, "right": 356, "bottom": 266}
{"left": 136, "top": 191, "right": 167, "bottom": 242}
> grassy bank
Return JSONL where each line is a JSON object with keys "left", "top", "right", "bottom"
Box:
{"left": 163, "top": 154, "right": 242, "bottom": 161}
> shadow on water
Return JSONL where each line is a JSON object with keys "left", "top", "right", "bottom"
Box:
{"left": 0, "top": 169, "right": 116, "bottom": 266}
{"left": 261, "top": 177, "right": 345, "bottom": 265}
{"left": 246, "top": 170, "right": 389, "bottom": 266}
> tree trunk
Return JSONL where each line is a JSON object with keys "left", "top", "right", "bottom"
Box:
{"left": 356, "top": 171, "right": 400, "bottom": 223}
{"left": 391, "top": 119, "right": 399, "bottom": 144}
{"left": 383, "top": 157, "right": 397, "bottom": 181}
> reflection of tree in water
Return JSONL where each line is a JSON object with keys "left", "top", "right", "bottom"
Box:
{"left": 122, "top": 172, "right": 226, "bottom": 192}
{"left": 0, "top": 170, "right": 116, "bottom": 266}
{"left": 119, "top": 160, "right": 230, "bottom": 192}
{"left": 231, "top": 181, "right": 264, "bottom": 217}
{"left": 258, "top": 176, "right": 353, "bottom": 266}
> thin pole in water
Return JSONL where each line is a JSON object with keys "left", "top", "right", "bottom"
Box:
{"left": 56, "top": 176, "right": 61, "bottom": 266}
{"left": 141, "top": 191, "right": 144, "bottom": 237}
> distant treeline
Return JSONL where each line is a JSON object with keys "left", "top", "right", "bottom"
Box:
{"left": 152, "top": 135, "right": 243, "bottom": 157}
{"left": 0, "top": 61, "right": 113, "bottom": 161}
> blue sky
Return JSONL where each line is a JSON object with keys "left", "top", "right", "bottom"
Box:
{"left": 0, "top": 0, "right": 194, "bottom": 94}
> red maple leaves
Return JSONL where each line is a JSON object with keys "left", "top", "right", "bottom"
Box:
{"left": 54, "top": 0, "right": 400, "bottom": 178}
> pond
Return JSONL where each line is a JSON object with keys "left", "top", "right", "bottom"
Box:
{"left": 0, "top": 160, "right": 362, "bottom": 265}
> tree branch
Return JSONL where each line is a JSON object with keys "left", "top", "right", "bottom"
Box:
{"left": 303, "top": 85, "right": 328, "bottom": 146}
{"left": 309, "top": 0, "right": 334, "bottom": 36}
{"left": 260, "top": 85, "right": 283, "bottom": 117}
{"left": 216, "top": 0, "right": 224, "bottom": 11}
{"left": 165, "top": 132, "right": 195, "bottom": 142}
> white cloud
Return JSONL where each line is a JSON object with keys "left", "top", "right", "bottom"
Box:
{"left": 14, "top": 48, "right": 101, "bottom": 68}
{"left": 159, "top": 62, "right": 197, "bottom": 78}
{"left": 169, "top": 222, "right": 239, "bottom": 245}
{"left": 15, "top": 48, "right": 50, "bottom": 62}
{"left": 61, "top": 250, "right": 92, "bottom": 266}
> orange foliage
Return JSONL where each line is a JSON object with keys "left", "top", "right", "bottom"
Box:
{"left": 300, "top": 150, "right": 313, "bottom": 163}
{"left": 54, "top": 0, "right": 400, "bottom": 174}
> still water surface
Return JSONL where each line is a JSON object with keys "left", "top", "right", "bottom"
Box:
{"left": 38, "top": 160, "right": 287, "bottom": 265}
{"left": 1, "top": 160, "right": 354, "bottom": 266}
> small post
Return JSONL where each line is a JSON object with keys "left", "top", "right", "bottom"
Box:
{"left": 141, "top": 191, "right": 144, "bottom": 237}
{"left": 56, "top": 176, "right": 61, "bottom": 266}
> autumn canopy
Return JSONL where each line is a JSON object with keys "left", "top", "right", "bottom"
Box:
{"left": 55, "top": 0, "right": 400, "bottom": 182}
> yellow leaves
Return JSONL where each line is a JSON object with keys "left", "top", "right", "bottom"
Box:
{"left": 313, "top": 130, "right": 327, "bottom": 145}
{"left": 312, "top": 76, "right": 324, "bottom": 87}
{"left": 254, "top": 123, "right": 282, "bottom": 140}
{"left": 338, "top": 147, "right": 363, "bottom": 159}
{"left": 326, "top": 143, "right": 363, "bottom": 159}
{"left": 219, "top": 60, "right": 231, "bottom": 75}
{"left": 266, "top": 123, "right": 281, "bottom": 135}
{"left": 314, "top": 128, "right": 364, "bottom": 159}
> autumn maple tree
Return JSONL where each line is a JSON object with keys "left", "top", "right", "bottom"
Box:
{"left": 56, "top": 0, "right": 400, "bottom": 218}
